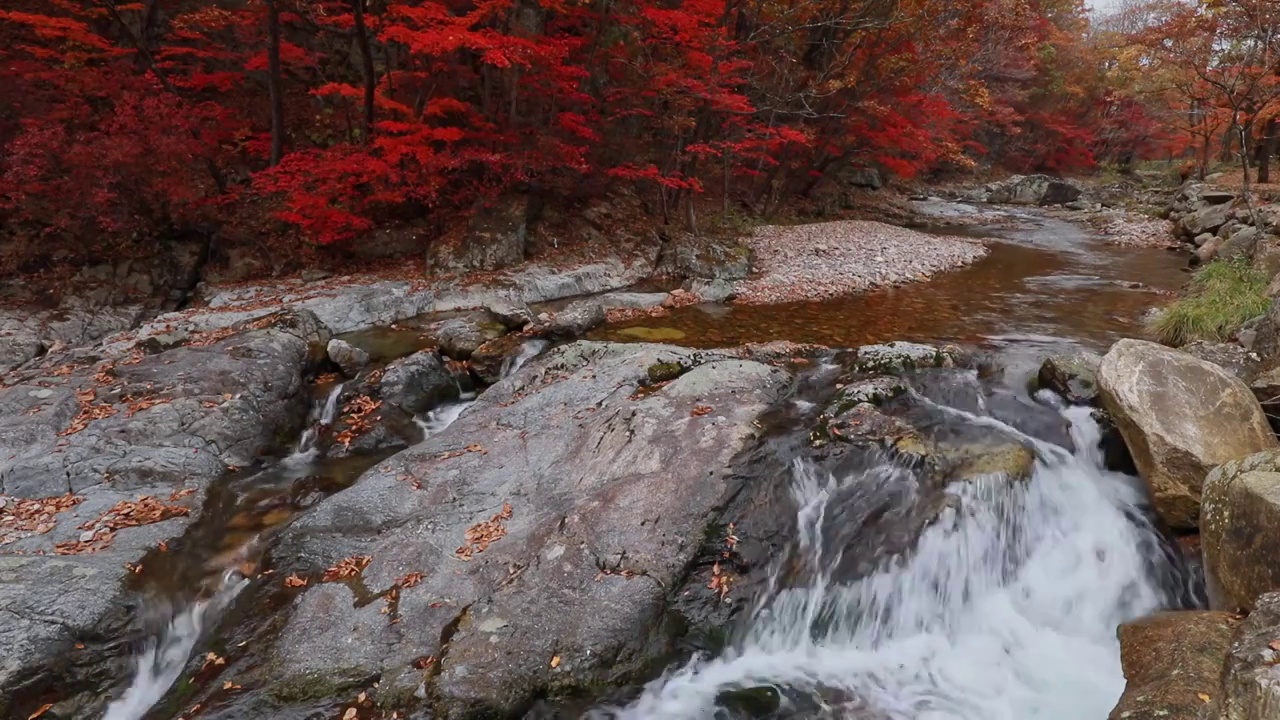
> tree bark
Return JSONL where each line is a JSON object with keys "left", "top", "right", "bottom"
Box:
{"left": 266, "top": 0, "right": 286, "bottom": 166}
{"left": 1259, "top": 118, "right": 1277, "bottom": 184}
{"left": 351, "top": 0, "right": 376, "bottom": 142}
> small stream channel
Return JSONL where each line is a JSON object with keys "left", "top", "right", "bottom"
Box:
{"left": 92, "top": 204, "right": 1193, "bottom": 720}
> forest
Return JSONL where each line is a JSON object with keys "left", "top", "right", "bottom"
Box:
{"left": 1, "top": 0, "right": 1277, "bottom": 272}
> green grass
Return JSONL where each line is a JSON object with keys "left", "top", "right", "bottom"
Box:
{"left": 1150, "top": 258, "right": 1272, "bottom": 346}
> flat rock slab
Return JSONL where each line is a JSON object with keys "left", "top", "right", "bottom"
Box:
{"left": 1099, "top": 339, "right": 1277, "bottom": 530}
{"left": 269, "top": 341, "right": 790, "bottom": 715}
{"left": 0, "top": 318, "right": 315, "bottom": 713}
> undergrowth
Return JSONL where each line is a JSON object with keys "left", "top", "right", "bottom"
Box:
{"left": 1150, "top": 258, "right": 1271, "bottom": 345}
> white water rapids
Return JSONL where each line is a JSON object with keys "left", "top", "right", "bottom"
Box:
{"left": 602, "top": 404, "right": 1176, "bottom": 720}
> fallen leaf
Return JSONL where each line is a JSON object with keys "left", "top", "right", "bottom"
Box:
{"left": 284, "top": 574, "right": 308, "bottom": 588}
{"left": 222, "top": 680, "right": 241, "bottom": 691}
{"left": 550, "top": 655, "right": 561, "bottom": 668}
{"left": 343, "top": 708, "right": 358, "bottom": 720}
{"left": 691, "top": 405, "right": 713, "bottom": 417}
{"left": 27, "top": 702, "right": 53, "bottom": 719}
{"left": 1198, "top": 692, "right": 1211, "bottom": 703}
{"left": 1270, "top": 639, "right": 1280, "bottom": 652}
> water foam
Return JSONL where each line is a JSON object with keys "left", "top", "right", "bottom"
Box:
{"left": 103, "top": 570, "right": 248, "bottom": 720}
{"left": 600, "top": 405, "right": 1176, "bottom": 720}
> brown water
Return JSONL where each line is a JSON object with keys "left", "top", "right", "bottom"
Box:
{"left": 591, "top": 212, "right": 1189, "bottom": 375}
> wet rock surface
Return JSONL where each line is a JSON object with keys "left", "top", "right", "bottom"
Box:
{"left": 259, "top": 342, "right": 790, "bottom": 716}
{"left": 0, "top": 311, "right": 318, "bottom": 717}
{"left": 1037, "top": 351, "right": 1102, "bottom": 404}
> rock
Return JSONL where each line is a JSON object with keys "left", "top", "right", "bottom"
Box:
{"left": 1183, "top": 203, "right": 1235, "bottom": 238}
{"left": 0, "top": 329, "right": 42, "bottom": 373}
{"left": 1202, "top": 450, "right": 1280, "bottom": 611}
{"left": 853, "top": 341, "right": 964, "bottom": 374}
{"left": 1065, "top": 199, "right": 1093, "bottom": 211}
{"left": 848, "top": 166, "right": 883, "bottom": 190}
{"left": 431, "top": 316, "right": 507, "bottom": 360}
{"left": 470, "top": 334, "right": 527, "bottom": 385}
{"left": 1268, "top": 273, "right": 1280, "bottom": 299}
{"left": 689, "top": 277, "right": 738, "bottom": 303}
{"left": 325, "top": 339, "right": 370, "bottom": 376}
{"left": 1181, "top": 341, "right": 1263, "bottom": 382}
{"left": 0, "top": 322, "right": 313, "bottom": 713}
{"left": 1220, "top": 220, "right": 1244, "bottom": 240}
{"left": 1037, "top": 351, "right": 1103, "bottom": 404}
{"left": 426, "top": 195, "right": 528, "bottom": 273}
{"left": 1213, "top": 591, "right": 1280, "bottom": 719}
{"left": 485, "top": 298, "right": 534, "bottom": 330}
{"left": 982, "top": 174, "right": 1082, "bottom": 206}
{"left": 267, "top": 342, "right": 791, "bottom": 715}
{"left": 831, "top": 376, "right": 910, "bottom": 412}
{"left": 1099, "top": 339, "right": 1277, "bottom": 530}
{"left": 379, "top": 350, "right": 457, "bottom": 415}
{"left": 1202, "top": 190, "right": 1238, "bottom": 205}
{"left": 1222, "top": 226, "right": 1261, "bottom": 262}
{"left": 596, "top": 292, "right": 670, "bottom": 311}
{"left": 236, "top": 309, "right": 333, "bottom": 368}
{"left": 1109, "top": 611, "right": 1239, "bottom": 720}
{"left": 1253, "top": 235, "right": 1280, "bottom": 277}
{"left": 656, "top": 237, "right": 753, "bottom": 280}
{"left": 544, "top": 300, "right": 606, "bottom": 339}
{"left": 1195, "top": 232, "right": 1217, "bottom": 248}
{"left": 1195, "top": 236, "right": 1224, "bottom": 265}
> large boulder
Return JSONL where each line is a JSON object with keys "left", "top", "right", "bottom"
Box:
{"left": 543, "top": 300, "right": 606, "bottom": 339}
{"left": 1098, "top": 339, "right": 1277, "bottom": 530}
{"left": 426, "top": 195, "right": 529, "bottom": 273}
{"left": 1109, "top": 611, "right": 1240, "bottom": 720}
{"left": 262, "top": 342, "right": 790, "bottom": 716}
{"left": 430, "top": 315, "right": 507, "bottom": 360}
{"left": 1202, "top": 449, "right": 1280, "bottom": 611}
{"left": 1182, "top": 203, "right": 1235, "bottom": 238}
{"left": 1213, "top": 592, "right": 1280, "bottom": 719}
{"left": 982, "top": 174, "right": 1082, "bottom": 206}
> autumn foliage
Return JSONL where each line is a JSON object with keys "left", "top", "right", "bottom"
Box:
{"left": 0, "top": 0, "right": 1170, "bottom": 262}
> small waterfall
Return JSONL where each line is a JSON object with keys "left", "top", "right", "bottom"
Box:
{"left": 501, "top": 338, "right": 549, "bottom": 379}
{"left": 102, "top": 569, "right": 249, "bottom": 720}
{"left": 596, "top": 405, "right": 1179, "bottom": 720}
{"left": 413, "top": 340, "right": 546, "bottom": 440}
{"left": 285, "top": 382, "right": 344, "bottom": 465}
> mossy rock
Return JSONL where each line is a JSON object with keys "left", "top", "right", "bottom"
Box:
{"left": 615, "top": 326, "right": 688, "bottom": 342}
{"left": 830, "top": 376, "right": 910, "bottom": 415}
{"left": 647, "top": 361, "right": 689, "bottom": 384}
{"left": 853, "top": 341, "right": 963, "bottom": 374}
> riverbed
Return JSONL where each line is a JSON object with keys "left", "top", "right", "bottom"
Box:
{"left": 20, "top": 204, "right": 1197, "bottom": 720}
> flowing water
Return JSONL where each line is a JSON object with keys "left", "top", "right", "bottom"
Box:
{"left": 596, "top": 405, "right": 1183, "bottom": 720}
{"left": 94, "top": 207, "right": 1192, "bottom": 720}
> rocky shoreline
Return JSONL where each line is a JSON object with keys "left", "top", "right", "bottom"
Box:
{"left": 11, "top": 177, "right": 1280, "bottom": 719}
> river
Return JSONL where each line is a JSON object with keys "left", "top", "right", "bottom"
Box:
{"left": 94, "top": 205, "right": 1196, "bottom": 720}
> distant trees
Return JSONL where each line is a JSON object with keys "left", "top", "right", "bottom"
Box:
{"left": 0, "top": 0, "right": 1149, "bottom": 260}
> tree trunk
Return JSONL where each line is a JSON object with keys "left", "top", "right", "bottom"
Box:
{"left": 351, "top": 0, "right": 376, "bottom": 142}
{"left": 1259, "top": 118, "right": 1277, "bottom": 184}
{"left": 266, "top": 0, "right": 286, "bottom": 166}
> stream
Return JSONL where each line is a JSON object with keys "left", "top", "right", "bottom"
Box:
{"left": 95, "top": 205, "right": 1194, "bottom": 720}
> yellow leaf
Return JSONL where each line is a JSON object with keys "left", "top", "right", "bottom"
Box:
{"left": 550, "top": 655, "right": 561, "bottom": 668}
{"left": 27, "top": 703, "right": 54, "bottom": 720}
{"left": 1199, "top": 693, "right": 1212, "bottom": 702}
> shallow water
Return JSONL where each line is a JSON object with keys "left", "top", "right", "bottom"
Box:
{"left": 591, "top": 214, "right": 1188, "bottom": 375}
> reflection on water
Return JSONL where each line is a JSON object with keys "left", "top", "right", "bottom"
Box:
{"left": 591, "top": 217, "right": 1188, "bottom": 359}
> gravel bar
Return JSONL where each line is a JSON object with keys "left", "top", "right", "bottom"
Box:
{"left": 734, "top": 220, "right": 989, "bottom": 304}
